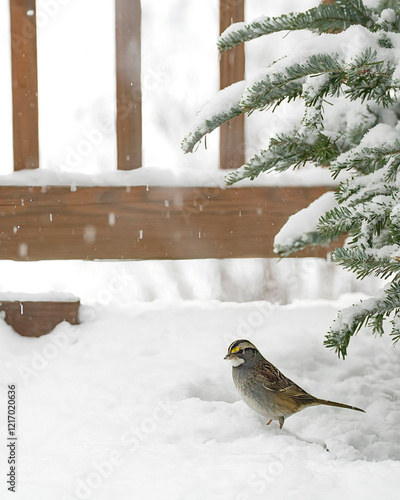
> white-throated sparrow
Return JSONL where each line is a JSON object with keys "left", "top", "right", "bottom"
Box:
{"left": 225, "top": 339, "right": 365, "bottom": 428}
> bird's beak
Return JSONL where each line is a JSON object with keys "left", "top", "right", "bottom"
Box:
{"left": 224, "top": 352, "right": 245, "bottom": 367}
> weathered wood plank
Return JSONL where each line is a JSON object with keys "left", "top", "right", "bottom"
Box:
{"left": 219, "top": 0, "right": 245, "bottom": 170}
{"left": 0, "top": 185, "right": 335, "bottom": 260}
{"left": 0, "top": 299, "right": 80, "bottom": 337}
{"left": 115, "top": 0, "right": 142, "bottom": 169}
{"left": 9, "top": 0, "right": 39, "bottom": 170}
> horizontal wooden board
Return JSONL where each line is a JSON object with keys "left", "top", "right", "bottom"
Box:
{"left": 0, "top": 185, "right": 336, "bottom": 260}
{"left": 0, "top": 299, "right": 80, "bottom": 337}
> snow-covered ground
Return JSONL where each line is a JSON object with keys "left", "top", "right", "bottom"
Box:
{"left": 1, "top": 294, "right": 399, "bottom": 500}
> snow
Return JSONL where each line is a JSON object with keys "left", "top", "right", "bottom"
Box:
{"left": 355, "top": 123, "right": 400, "bottom": 148}
{"left": 362, "top": 0, "right": 383, "bottom": 7}
{"left": 1, "top": 294, "right": 399, "bottom": 500}
{"left": 221, "top": 0, "right": 321, "bottom": 43}
{"left": 274, "top": 192, "right": 337, "bottom": 250}
{"left": 390, "top": 202, "right": 400, "bottom": 223}
{"left": 332, "top": 123, "right": 400, "bottom": 178}
{"left": 0, "top": 258, "right": 379, "bottom": 305}
{"left": 378, "top": 8, "right": 397, "bottom": 25}
{"left": 0, "top": 292, "right": 78, "bottom": 303}
{"left": 221, "top": 20, "right": 247, "bottom": 38}
{"left": 329, "top": 123, "right": 400, "bottom": 221}
{"left": 302, "top": 74, "right": 330, "bottom": 101}
{"left": 0, "top": 164, "right": 336, "bottom": 188}
{"left": 183, "top": 80, "right": 247, "bottom": 149}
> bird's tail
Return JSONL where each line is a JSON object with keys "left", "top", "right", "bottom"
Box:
{"left": 316, "top": 398, "right": 365, "bottom": 413}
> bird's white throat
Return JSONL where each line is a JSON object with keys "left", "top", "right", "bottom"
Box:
{"left": 229, "top": 357, "right": 245, "bottom": 367}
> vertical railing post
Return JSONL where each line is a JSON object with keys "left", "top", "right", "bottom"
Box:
{"left": 115, "top": 0, "right": 142, "bottom": 170}
{"left": 219, "top": 0, "right": 245, "bottom": 170}
{"left": 9, "top": 0, "right": 39, "bottom": 170}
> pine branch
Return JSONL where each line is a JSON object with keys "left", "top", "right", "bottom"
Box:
{"left": 331, "top": 247, "right": 400, "bottom": 279}
{"left": 241, "top": 49, "right": 397, "bottom": 114}
{"left": 375, "top": 0, "right": 400, "bottom": 14}
{"left": 226, "top": 132, "right": 340, "bottom": 185}
{"left": 336, "top": 173, "right": 397, "bottom": 204}
{"left": 274, "top": 231, "right": 333, "bottom": 257}
{"left": 302, "top": 104, "right": 325, "bottom": 131}
{"left": 391, "top": 310, "right": 400, "bottom": 344}
{"left": 324, "top": 281, "right": 400, "bottom": 358}
{"left": 330, "top": 139, "right": 400, "bottom": 179}
{"left": 341, "top": 110, "right": 379, "bottom": 151}
{"left": 385, "top": 152, "right": 400, "bottom": 181}
{"left": 181, "top": 81, "right": 246, "bottom": 154}
{"left": 342, "top": 48, "right": 398, "bottom": 105}
{"left": 273, "top": 191, "right": 339, "bottom": 256}
{"left": 184, "top": 46, "right": 396, "bottom": 156}
{"left": 319, "top": 190, "right": 397, "bottom": 248}
{"left": 182, "top": 104, "right": 242, "bottom": 153}
{"left": 217, "top": 1, "right": 373, "bottom": 53}
{"left": 338, "top": 0, "right": 373, "bottom": 21}
{"left": 240, "top": 53, "right": 344, "bottom": 112}
{"left": 317, "top": 206, "right": 355, "bottom": 240}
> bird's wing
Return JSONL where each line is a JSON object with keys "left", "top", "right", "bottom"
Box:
{"left": 259, "top": 362, "right": 312, "bottom": 399}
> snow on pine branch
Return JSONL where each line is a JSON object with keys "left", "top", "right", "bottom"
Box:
{"left": 330, "top": 123, "right": 400, "bottom": 179}
{"left": 217, "top": 1, "right": 374, "bottom": 53}
{"left": 325, "top": 281, "right": 400, "bottom": 358}
{"left": 240, "top": 26, "right": 399, "bottom": 112}
{"left": 331, "top": 246, "right": 400, "bottom": 280}
{"left": 274, "top": 191, "right": 338, "bottom": 256}
{"left": 225, "top": 132, "right": 341, "bottom": 185}
{"left": 183, "top": 25, "right": 400, "bottom": 158}
{"left": 181, "top": 81, "right": 246, "bottom": 154}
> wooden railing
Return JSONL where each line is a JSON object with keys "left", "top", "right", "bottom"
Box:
{"left": 2, "top": 0, "right": 335, "bottom": 335}
{"left": 3, "top": 0, "right": 333, "bottom": 263}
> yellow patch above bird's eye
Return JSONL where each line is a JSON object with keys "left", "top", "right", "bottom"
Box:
{"left": 231, "top": 346, "right": 241, "bottom": 354}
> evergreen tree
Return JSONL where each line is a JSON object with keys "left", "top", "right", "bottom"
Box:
{"left": 182, "top": 0, "right": 400, "bottom": 358}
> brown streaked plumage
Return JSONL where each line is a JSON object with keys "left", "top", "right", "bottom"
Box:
{"left": 224, "top": 339, "right": 365, "bottom": 429}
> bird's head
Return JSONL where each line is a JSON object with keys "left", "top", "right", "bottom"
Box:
{"left": 224, "top": 339, "right": 258, "bottom": 367}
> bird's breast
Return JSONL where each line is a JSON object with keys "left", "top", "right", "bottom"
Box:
{"left": 232, "top": 366, "right": 279, "bottom": 419}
